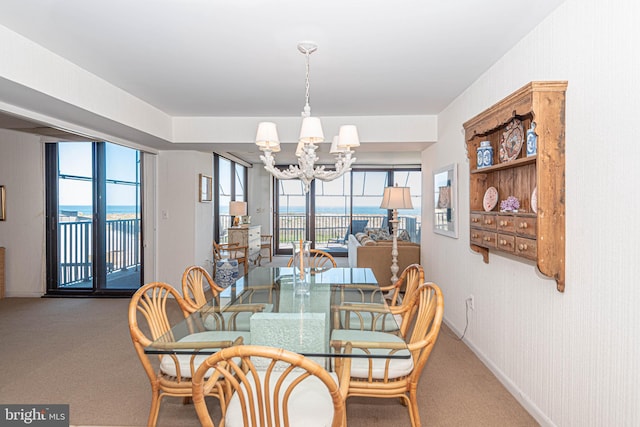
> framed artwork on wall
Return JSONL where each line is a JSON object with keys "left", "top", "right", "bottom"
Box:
{"left": 199, "top": 174, "right": 212, "bottom": 202}
{"left": 432, "top": 163, "right": 458, "bottom": 238}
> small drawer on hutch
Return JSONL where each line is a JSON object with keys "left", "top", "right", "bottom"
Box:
{"left": 515, "top": 237, "right": 537, "bottom": 260}
{"left": 481, "top": 214, "right": 497, "bottom": 230}
{"left": 478, "top": 230, "right": 497, "bottom": 248}
{"left": 497, "top": 216, "right": 516, "bottom": 233}
{"left": 515, "top": 217, "right": 536, "bottom": 238}
{"left": 470, "top": 229, "right": 483, "bottom": 246}
{"left": 496, "top": 234, "right": 515, "bottom": 252}
{"left": 470, "top": 213, "right": 483, "bottom": 227}
{"left": 249, "top": 228, "right": 260, "bottom": 239}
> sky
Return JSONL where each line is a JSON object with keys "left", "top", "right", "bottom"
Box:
{"left": 58, "top": 142, "right": 140, "bottom": 206}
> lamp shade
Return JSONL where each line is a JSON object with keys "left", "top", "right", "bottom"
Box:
{"left": 380, "top": 186, "right": 413, "bottom": 210}
{"left": 299, "top": 117, "right": 324, "bottom": 144}
{"left": 329, "top": 135, "right": 347, "bottom": 154}
{"left": 229, "top": 201, "right": 247, "bottom": 216}
{"left": 337, "top": 125, "right": 360, "bottom": 149}
{"left": 256, "top": 122, "right": 281, "bottom": 151}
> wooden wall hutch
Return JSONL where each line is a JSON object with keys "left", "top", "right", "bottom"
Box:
{"left": 463, "top": 81, "right": 567, "bottom": 292}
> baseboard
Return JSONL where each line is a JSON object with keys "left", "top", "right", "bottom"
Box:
{"left": 443, "top": 317, "right": 556, "bottom": 427}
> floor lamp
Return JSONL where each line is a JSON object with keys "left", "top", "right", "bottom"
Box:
{"left": 380, "top": 184, "right": 413, "bottom": 285}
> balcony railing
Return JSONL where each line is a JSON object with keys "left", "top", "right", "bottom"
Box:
{"left": 277, "top": 214, "right": 421, "bottom": 249}
{"left": 59, "top": 218, "right": 141, "bottom": 286}
{"left": 220, "top": 213, "right": 421, "bottom": 249}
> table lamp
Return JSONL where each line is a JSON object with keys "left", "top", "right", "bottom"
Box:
{"left": 229, "top": 201, "right": 247, "bottom": 227}
{"left": 380, "top": 184, "right": 413, "bottom": 284}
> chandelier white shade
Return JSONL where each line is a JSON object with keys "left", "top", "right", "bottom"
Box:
{"left": 256, "top": 42, "right": 359, "bottom": 193}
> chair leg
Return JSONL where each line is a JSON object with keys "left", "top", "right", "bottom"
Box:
{"left": 407, "top": 392, "right": 421, "bottom": 427}
{"left": 148, "top": 390, "right": 161, "bottom": 427}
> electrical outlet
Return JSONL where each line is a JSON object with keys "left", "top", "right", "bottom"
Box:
{"left": 466, "top": 295, "right": 475, "bottom": 310}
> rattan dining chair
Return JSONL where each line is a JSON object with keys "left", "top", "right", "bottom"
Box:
{"left": 181, "top": 265, "right": 270, "bottom": 331}
{"left": 182, "top": 265, "right": 224, "bottom": 312}
{"left": 286, "top": 249, "right": 337, "bottom": 269}
{"left": 335, "top": 264, "right": 424, "bottom": 335}
{"left": 192, "top": 345, "right": 349, "bottom": 427}
{"left": 331, "top": 283, "right": 444, "bottom": 427}
{"left": 128, "top": 282, "right": 243, "bottom": 427}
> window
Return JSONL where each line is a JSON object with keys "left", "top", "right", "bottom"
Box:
{"left": 273, "top": 167, "right": 421, "bottom": 256}
{"left": 213, "top": 154, "right": 247, "bottom": 242}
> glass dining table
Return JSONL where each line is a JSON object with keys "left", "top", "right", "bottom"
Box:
{"left": 145, "top": 267, "right": 409, "bottom": 368}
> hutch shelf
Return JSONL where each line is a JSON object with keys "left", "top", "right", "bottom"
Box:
{"left": 463, "top": 81, "right": 567, "bottom": 292}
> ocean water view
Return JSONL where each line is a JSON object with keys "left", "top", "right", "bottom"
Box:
{"left": 60, "top": 205, "right": 139, "bottom": 215}
{"left": 61, "top": 205, "right": 421, "bottom": 217}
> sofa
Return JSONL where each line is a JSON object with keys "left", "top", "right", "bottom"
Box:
{"left": 348, "top": 231, "right": 420, "bottom": 287}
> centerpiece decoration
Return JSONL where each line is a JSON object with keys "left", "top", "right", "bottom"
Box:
{"left": 500, "top": 196, "right": 520, "bottom": 213}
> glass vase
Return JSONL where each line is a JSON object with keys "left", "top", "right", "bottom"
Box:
{"left": 291, "top": 240, "right": 311, "bottom": 295}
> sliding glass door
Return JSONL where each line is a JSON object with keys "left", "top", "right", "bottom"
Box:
{"left": 46, "top": 141, "right": 143, "bottom": 295}
{"left": 273, "top": 168, "right": 421, "bottom": 256}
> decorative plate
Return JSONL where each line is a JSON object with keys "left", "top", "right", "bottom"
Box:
{"left": 499, "top": 119, "right": 525, "bottom": 162}
{"left": 531, "top": 187, "right": 538, "bottom": 213}
{"left": 483, "top": 186, "right": 498, "bottom": 212}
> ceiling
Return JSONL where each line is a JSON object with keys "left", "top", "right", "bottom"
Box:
{"left": 0, "top": 0, "right": 564, "bottom": 165}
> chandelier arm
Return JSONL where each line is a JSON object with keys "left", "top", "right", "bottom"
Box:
{"left": 313, "top": 152, "right": 356, "bottom": 182}
{"left": 259, "top": 151, "right": 303, "bottom": 179}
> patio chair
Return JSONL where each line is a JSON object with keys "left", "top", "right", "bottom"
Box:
{"left": 192, "top": 345, "right": 349, "bottom": 427}
{"left": 328, "top": 219, "right": 369, "bottom": 245}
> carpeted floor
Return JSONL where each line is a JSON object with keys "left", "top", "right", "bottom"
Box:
{"left": 0, "top": 257, "right": 538, "bottom": 426}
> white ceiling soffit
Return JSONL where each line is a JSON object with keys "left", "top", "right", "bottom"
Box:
{"left": 0, "top": 0, "right": 565, "bottom": 164}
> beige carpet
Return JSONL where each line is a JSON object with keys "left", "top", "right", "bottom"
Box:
{"left": 0, "top": 258, "right": 538, "bottom": 426}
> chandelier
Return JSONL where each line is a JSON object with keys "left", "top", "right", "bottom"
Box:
{"left": 255, "top": 42, "right": 360, "bottom": 193}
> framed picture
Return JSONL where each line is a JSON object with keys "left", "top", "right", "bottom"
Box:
{"left": 0, "top": 185, "right": 5, "bottom": 221}
{"left": 433, "top": 163, "right": 458, "bottom": 238}
{"left": 199, "top": 174, "right": 212, "bottom": 202}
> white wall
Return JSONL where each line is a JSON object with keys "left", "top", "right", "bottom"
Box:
{"left": 156, "top": 151, "right": 214, "bottom": 287}
{"left": 422, "top": 1, "right": 640, "bottom": 425}
{"left": 0, "top": 129, "right": 45, "bottom": 297}
{"left": 248, "top": 165, "right": 273, "bottom": 235}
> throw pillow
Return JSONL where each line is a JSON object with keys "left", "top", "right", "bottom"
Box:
{"left": 369, "top": 228, "right": 391, "bottom": 241}
{"left": 398, "top": 229, "right": 411, "bottom": 241}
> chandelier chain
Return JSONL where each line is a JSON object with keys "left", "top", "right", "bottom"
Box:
{"left": 303, "top": 50, "right": 311, "bottom": 117}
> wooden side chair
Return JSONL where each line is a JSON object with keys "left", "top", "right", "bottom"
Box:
{"left": 213, "top": 240, "right": 249, "bottom": 275}
{"left": 286, "top": 248, "right": 337, "bottom": 270}
{"left": 128, "top": 282, "right": 241, "bottom": 427}
{"left": 332, "top": 283, "right": 444, "bottom": 427}
{"left": 192, "top": 345, "right": 349, "bottom": 427}
{"left": 258, "top": 234, "right": 273, "bottom": 265}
